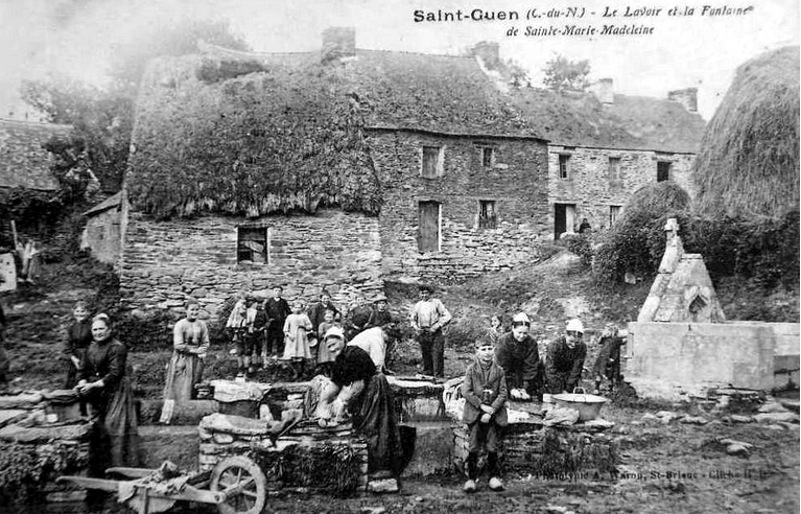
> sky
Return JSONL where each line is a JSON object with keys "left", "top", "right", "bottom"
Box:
{"left": 0, "top": 0, "right": 798, "bottom": 120}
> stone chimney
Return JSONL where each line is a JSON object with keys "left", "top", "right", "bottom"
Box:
{"left": 667, "top": 87, "right": 698, "bottom": 112}
{"left": 589, "top": 78, "right": 614, "bottom": 104}
{"left": 472, "top": 41, "right": 500, "bottom": 70}
{"left": 322, "top": 27, "right": 356, "bottom": 62}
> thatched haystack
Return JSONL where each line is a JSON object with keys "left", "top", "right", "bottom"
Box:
{"left": 693, "top": 46, "right": 800, "bottom": 219}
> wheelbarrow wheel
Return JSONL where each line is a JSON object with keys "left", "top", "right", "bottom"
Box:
{"left": 211, "top": 456, "right": 267, "bottom": 514}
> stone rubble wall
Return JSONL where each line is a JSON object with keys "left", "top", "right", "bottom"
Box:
{"left": 548, "top": 144, "right": 696, "bottom": 236}
{"left": 369, "top": 131, "right": 550, "bottom": 283}
{"left": 452, "top": 422, "right": 617, "bottom": 478}
{"left": 119, "top": 209, "right": 384, "bottom": 318}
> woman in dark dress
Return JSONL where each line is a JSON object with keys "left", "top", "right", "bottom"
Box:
{"left": 76, "top": 313, "right": 139, "bottom": 472}
{"left": 63, "top": 301, "right": 92, "bottom": 388}
{"left": 310, "top": 333, "right": 405, "bottom": 481}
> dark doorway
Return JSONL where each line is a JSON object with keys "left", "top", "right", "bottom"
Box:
{"left": 554, "top": 203, "right": 575, "bottom": 240}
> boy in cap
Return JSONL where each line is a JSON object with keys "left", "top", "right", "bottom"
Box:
{"left": 545, "top": 319, "right": 587, "bottom": 394}
{"left": 461, "top": 338, "right": 508, "bottom": 493}
{"left": 410, "top": 284, "right": 451, "bottom": 379}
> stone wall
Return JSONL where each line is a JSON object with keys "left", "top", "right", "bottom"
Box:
{"left": 81, "top": 207, "right": 122, "bottom": 265}
{"left": 625, "top": 321, "right": 781, "bottom": 395}
{"left": 369, "top": 130, "right": 549, "bottom": 283}
{"left": 548, "top": 144, "right": 696, "bottom": 237}
{"left": 119, "top": 209, "right": 383, "bottom": 317}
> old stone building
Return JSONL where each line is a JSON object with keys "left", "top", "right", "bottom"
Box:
{"left": 118, "top": 30, "right": 706, "bottom": 315}
{"left": 120, "top": 29, "right": 546, "bottom": 316}
{"left": 512, "top": 80, "right": 706, "bottom": 238}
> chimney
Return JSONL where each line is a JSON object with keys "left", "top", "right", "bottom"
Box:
{"left": 589, "top": 78, "right": 614, "bottom": 104}
{"left": 322, "top": 27, "right": 356, "bottom": 62}
{"left": 472, "top": 41, "right": 500, "bottom": 70}
{"left": 667, "top": 87, "right": 698, "bottom": 112}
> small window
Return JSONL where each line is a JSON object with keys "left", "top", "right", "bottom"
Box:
{"left": 237, "top": 226, "right": 269, "bottom": 264}
{"left": 609, "top": 157, "right": 621, "bottom": 180}
{"left": 481, "top": 147, "right": 495, "bottom": 167}
{"left": 559, "top": 154, "right": 570, "bottom": 180}
{"left": 421, "top": 146, "right": 443, "bottom": 178}
{"left": 478, "top": 200, "right": 497, "bottom": 229}
{"left": 657, "top": 161, "right": 671, "bottom": 182}
{"left": 609, "top": 205, "right": 622, "bottom": 226}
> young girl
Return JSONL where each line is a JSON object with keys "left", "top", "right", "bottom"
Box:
{"left": 316, "top": 308, "right": 340, "bottom": 375}
{"left": 283, "top": 300, "right": 312, "bottom": 379}
{"left": 487, "top": 315, "right": 504, "bottom": 344}
{"left": 63, "top": 301, "right": 92, "bottom": 388}
{"left": 226, "top": 297, "right": 249, "bottom": 378}
{"left": 461, "top": 339, "right": 508, "bottom": 493}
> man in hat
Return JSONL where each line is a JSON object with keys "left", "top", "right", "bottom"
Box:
{"left": 545, "top": 319, "right": 588, "bottom": 394}
{"left": 410, "top": 284, "right": 451, "bottom": 378}
{"left": 495, "top": 312, "right": 542, "bottom": 401}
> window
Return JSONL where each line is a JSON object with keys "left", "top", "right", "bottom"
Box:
{"left": 421, "top": 146, "right": 443, "bottom": 178}
{"left": 478, "top": 200, "right": 497, "bottom": 229}
{"left": 609, "top": 157, "right": 621, "bottom": 180}
{"left": 657, "top": 161, "right": 671, "bottom": 182}
{"left": 418, "top": 201, "right": 441, "bottom": 252}
{"left": 481, "top": 147, "right": 495, "bottom": 167}
{"left": 609, "top": 205, "right": 622, "bottom": 226}
{"left": 237, "top": 226, "right": 269, "bottom": 264}
{"left": 559, "top": 154, "right": 570, "bottom": 180}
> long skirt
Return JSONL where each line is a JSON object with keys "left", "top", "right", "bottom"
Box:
{"left": 88, "top": 377, "right": 140, "bottom": 474}
{"left": 303, "top": 374, "right": 409, "bottom": 477}
{"left": 163, "top": 351, "right": 204, "bottom": 402}
{"left": 351, "top": 373, "right": 405, "bottom": 477}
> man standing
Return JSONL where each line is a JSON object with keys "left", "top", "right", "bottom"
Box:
{"left": 410, "top": 284, "right": 451, "bottom": 379}
{"left": 264, "top": 286, "right": 291, "bottom": 360}
{"left": 494, "top": 312, "right": 542, "bottom": 401}
{"left": 545, "top": 319, "right": 587, "bottom": 394}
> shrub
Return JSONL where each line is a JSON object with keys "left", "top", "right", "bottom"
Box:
{"left": 559, "top": 233, "right": 593, "bottom": 266}
{"left": 593, "top": 182, "right": 692, "bottom": 283}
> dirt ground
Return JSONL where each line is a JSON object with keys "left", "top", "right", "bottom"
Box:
{"left": 89, "top": 400, "right": 799, "bottom": 514}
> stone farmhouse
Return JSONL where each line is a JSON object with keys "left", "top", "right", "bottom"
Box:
{"left": 505, "top": 62, "right": 706, "bottom": 239}
{"left": 112, "top": 28, "right": 704, "bottom": 317}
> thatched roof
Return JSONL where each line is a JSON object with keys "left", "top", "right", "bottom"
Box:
{"left": 693, "top": 46, "right": 800, "bottom": 219}
{"left": 0, "top": 119, "right": 72, "bottom": 190}
{"left": 511, "top": 88, "right": 705, "bottom": 153}
{"left": 127, "top": 47, "right": 539, "bottom": 219}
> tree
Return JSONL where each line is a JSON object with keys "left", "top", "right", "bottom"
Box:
{"left": 21, "top": 19, "right": 249, "bottom": 193}
{"left": 542, "top": 55, "right": 591, "bottom": 93}
{"left": 507, "top": 59, "right": 531, "bottom": 89}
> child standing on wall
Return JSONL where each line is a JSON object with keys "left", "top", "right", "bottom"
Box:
{"left": 283, "top": 300, "right": 312, "bottom": 380}
{"left": 315, "top": 308, "right": 341, "bottom": 376}
{"left": 461, "top": 339, "right": 508, "bottom": 493}
{"left": 226, "top": 297, "right": 250, "bottom": 379}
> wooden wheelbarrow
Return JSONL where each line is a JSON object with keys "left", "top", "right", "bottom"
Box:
{"left": 57, "top": 417, "right": 303, "bottom": 514}
{"left": 57, "top": 457, "right": 267, "bottom": 514}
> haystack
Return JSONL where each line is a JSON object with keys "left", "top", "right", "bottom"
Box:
{"left": 693, "top": 46, "right": 800, "bottom": 219}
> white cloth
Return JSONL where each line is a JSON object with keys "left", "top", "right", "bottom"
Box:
{"left": 347, "top": 327, "right": 386, "bottom": 370}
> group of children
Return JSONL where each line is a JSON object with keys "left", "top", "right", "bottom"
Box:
{"left": 225, "top": 289, "right": 344, "bottom": 379}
